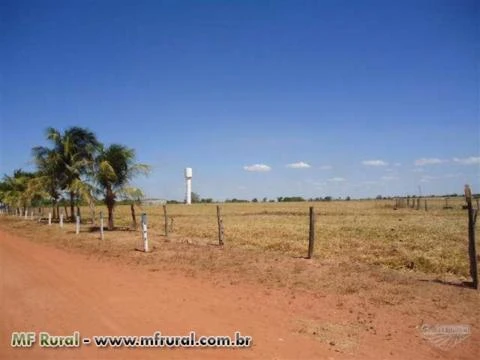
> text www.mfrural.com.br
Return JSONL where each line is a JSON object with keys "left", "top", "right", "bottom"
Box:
{"left": 11, "top": 331, "right": 252, "bottom": 349}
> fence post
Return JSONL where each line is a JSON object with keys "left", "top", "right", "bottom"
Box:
{"left": 59, "top": 212, "right": 64, "bottom": 228}
{"left": 424, "top": 199, "right": 428, "bottom": 211}
{"left": 141, "top": 213, "right": 149, "bottom": 252}
{"left": 48, "top": 212, "right": 52, "bottom": 225}
{"left": 24, "top": 208, "right": 28, "bottom": 219}
{"left": 217, "top": 205, "right": 225, "bottom": 246}
{"left": 163, "top": 204, "right": 168, "bottom": 237}
{"left": 416, "top": 198, "right": 420, "bottom": 210}
{"left": 307, "top": 206, "right": 316, "bottom": 259}
{"left": 100, "top": 212, "right": 104, "bottom": 240}
{"left": 76, "top": 215, "right": 80, "bottom": 235}
{"left": 464, "top": 185, "right": 478, "bottom": 289}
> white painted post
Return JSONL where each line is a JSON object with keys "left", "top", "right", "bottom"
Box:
{"left": 24, "top": 208, "right": 28, "bottom": 219}
{"left": 141, "top": 213, "right": 149, "bottom": 252}
{"left": 76, "top": 215, "right": 80, "bottom": 235}
{"left": 60, "top": 213, "right": 64, "bottom": 228}
{"left": 48, "top": 212, "right": 52, "bottom": 225}
{"left": 100, "top": 212, "right": 104, "bottom": 240}
{"left": 30, "top": 211, "right": 34, "bottom": 220}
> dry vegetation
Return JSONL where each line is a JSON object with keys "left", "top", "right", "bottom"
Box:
{"left": 92, "top": 197, "right": 474, "bottom": 278}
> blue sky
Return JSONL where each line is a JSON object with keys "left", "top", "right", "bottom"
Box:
{"left": 1, "top": 0, "right": 479, "bottom": 200}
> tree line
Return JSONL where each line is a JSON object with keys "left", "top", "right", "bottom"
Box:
{"left": 0, "top": 127, "right": 149, "bottom": 229}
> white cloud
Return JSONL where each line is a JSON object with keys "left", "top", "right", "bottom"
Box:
{"left": 443, "top": 173, "right": 462, "bottom": 178}
{"left": 362, "top": 180, "right": 379, "bottom": 185}
{"left": 453, "top": 157, "right": 480, "bottom": 165}
{"left": 393, "top": 162, "right": 402, "bottom": 167}
{"left": 420, "top": 175, "right": 438, "bottom": 183}
{"left": 319, "top": 165, "right": 332, "bottom": 170}
{"left": 243, "top": 164, "right": 271, "bottom": 172}
{"left": 414, "top": 158, "right": 447, "bottom": 166}
{"left": 381, "top": 175, "right": 398, "bottom": 181}
{"left": 286, "top": 161, "right": 311, "bottom": 169}
{"left": 328, "top": 177, "right": 346, "bottom": 182}
{"left": 362, "top": 160, "right": 388, "bottom": 166}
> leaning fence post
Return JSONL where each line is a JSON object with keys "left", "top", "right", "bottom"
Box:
{"left": 464, "top": 185, "right": 478, "bottom": 289}
{"left": 163, "top": 204, "right": 168, "bottom": 237}
{"left": 76, "top": 215, "right": 80, "bottom": 235}
{"left": 307, "top": 206, "right": 316, "bottom": 259}
{"left": 217, "top": 205, "right": 225, "bottom": 246}
{"left": 100, "top": 212, "right": 104, "bottom": 240}
{"left": 48, "top": 212, "right": 52, "bottom": 225}
{"left": 141, "top": 213, "right": 149, "bottom": 252}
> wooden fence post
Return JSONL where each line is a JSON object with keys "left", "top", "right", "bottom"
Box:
{"left": 424, "top": 199, "right": 428, "bottom": 211}
{"left": 59, "top": 212, "right": 64, "bottom": 228}
{"left": 217, "top": 205, "right": 225, "bottom": 246}
{"left": 163, "top": 204, "right": 168, "bottom": 237}
{"left": 141, "top": 213, "right": 149, "bottom": 252}
{"left": 416, "top": 198, "right": 420, "bottom": 210}
{"left": 307, "top": 206, "right": 316, "bottom": 259}
{"left": 100, "top": 212, "right": 104, "bottom": 240}
{"left": 464, "top": 185, "right": 478, "bottom": 289}
{"left": 48, "top": 212, "right": 52, "bottom": 225}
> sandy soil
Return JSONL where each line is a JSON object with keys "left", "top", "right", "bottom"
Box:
{"left": 0, "top": 228, "right": 478, "bottom": 359}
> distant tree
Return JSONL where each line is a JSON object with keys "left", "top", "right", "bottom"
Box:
{"left": 323, "top": 196, "right": 332, "bottom": 201}
{"left": 262, "top": 197, "right": 267, "bottom": 202}
{"left": 190, "top": 192, "right": 201, "bottom": 203}
{"left": 345, "top": 196, "right": 351, "bottom": 201}
{"left": 252, "top": 198, "right": 258, "bottom": 203}
{"left": 277, "top": 197, "right": 283, "bottom": 202}
{"left": 376, "top": 195, "right": 383, "bottom": 200}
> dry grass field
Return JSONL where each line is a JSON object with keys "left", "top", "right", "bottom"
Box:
{"left": 92, "top": 197, "right": 474, "bottom": 278}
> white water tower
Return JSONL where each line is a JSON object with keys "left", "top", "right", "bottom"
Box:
{"left": 185, "top": 167, "right": 193, "bottom": 204}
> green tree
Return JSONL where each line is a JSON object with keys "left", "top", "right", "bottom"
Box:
{"left": 34, "top": 127, "right": 100, "bottom": 220}
{"left": 191, "top": 192, "right": 201, "bottom": 203}
{"left": 94, "top": 144, "right": 150, "bottom": 230}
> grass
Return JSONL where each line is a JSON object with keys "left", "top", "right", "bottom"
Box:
{"left": 70, "top": 197, "right": 475, "bottom": 278}
{"left": 2, "top": 197, "right": 476, "bottom": 280}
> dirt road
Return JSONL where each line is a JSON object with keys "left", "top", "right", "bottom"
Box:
{"left": 0, "top": 228, "right": 477, "bottom": 359}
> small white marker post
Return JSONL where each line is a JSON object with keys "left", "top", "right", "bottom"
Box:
{"left": 141, "top": 213, "right": 149, "bottom": 252}
{"left": 48, "top": 212, "right": 52, "bottom": 225}
{"left": 60, "top": 213, "right": 64, "bottom": 228}
{"left": 30, "top": 211, "right": 34, "bottom": 220}
{"left": 76, "top": 215, "right": 80, "bottom": 235}
{"left": 100, "top": 212, "right": 104, "bottom": 240}
{"left": 24, "top": 208, "right": 28, "bottom": 219}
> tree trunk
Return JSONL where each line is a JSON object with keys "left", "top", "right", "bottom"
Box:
{"left": 130, "top": 203, "right": 137, "bottom": 230}
{"left": 107, "top": 204, "right": 114, "bottom": 230}
{"left": 69, "top": 191, "right": 75, "bottom": 221}
{"left": 56, "top": 205, "right": 60, "bottom": 220}
{"left": 90, "top": 200, "right": 96, "bottom": 225}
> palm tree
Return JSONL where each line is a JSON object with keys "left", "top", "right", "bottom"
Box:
{"left": 0, "top": 170, "right": 37, "bottom": 213}
{"left": 31, "top": 146, "right": 63, "bottom": 218}
{"left": 36, "top": 127, "right": 100, "bottom": 220}
{"left": 94, "top": 144, "right": 150, "bottom": 230}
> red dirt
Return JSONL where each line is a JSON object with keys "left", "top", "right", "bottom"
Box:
{"left": 0, "top": 228, "right": 477, "bottom": 359}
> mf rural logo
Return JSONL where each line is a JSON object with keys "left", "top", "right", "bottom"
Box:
{"left": 420, "top": 324, "right": 471, "bottom": 351}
